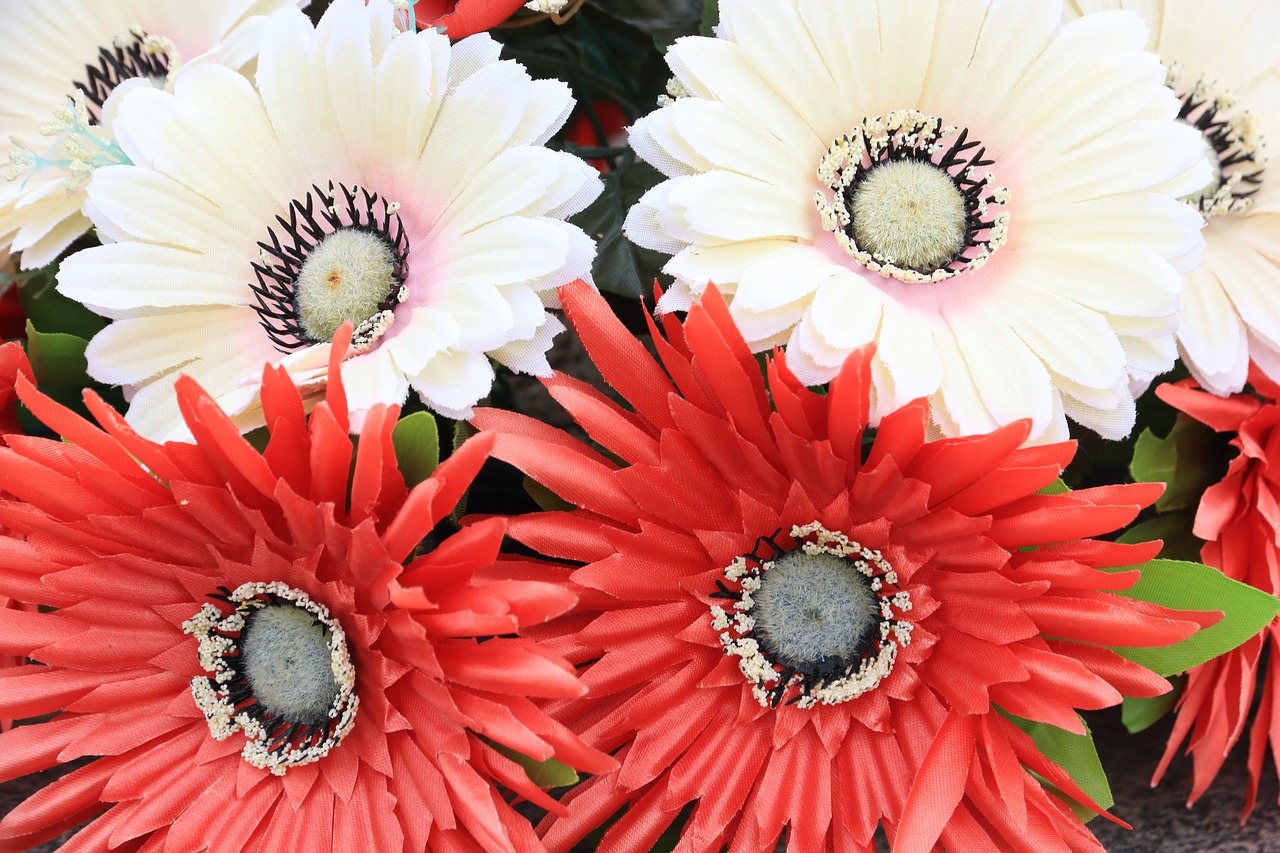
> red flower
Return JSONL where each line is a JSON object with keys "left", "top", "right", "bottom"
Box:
{"left": 0, "top": 342, "right": 32, "bottom": 436}
{"left": 473, "top": 282, "right": 1215, "bottom": 853}
{"left": 414, "top": 0, "right": 527, "bottom": 38}
{"left": 1152, "top": 370, "right": 1280, "bottom": 819}
{"left": 0, "top": 328, "right": 610, "bottom": 852}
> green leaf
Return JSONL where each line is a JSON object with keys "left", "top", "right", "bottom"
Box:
{"left": 699, "top": 0, "right": 718, "bottom": 36}
{"left": 391, "top": 411, "right": 440, "bottom": 489}
{"left": 571, "top": 158, "right": 669, "bottom": 299}
{"left": 1036, "top": 478, "right": 1070, "bottom": 496}
{"left": 18, "top": 265, "right": 109, "bottom": 341}
{"left": 1107, "top": 559, "right": 1280, "bottom": 676}
{"left": 25, "top": 322, "right": 89, "bottom": 388}
{"left": 489, "top": 742, "right": 580, "bottom": 789}
{"left": 586, "top": 0, "right": 704, "bottom": 44}
{"left": 1005, "top": 711, "right": 1113, "bottom": 813}
{"left": 1121, "top": 675, "right": 1185, "bottom": 733}
{"left": 1116, "top": 511, "right": 1203, "bottom": 563}
{"left": 1129, "top": 414, "right": 1223, "bottom": 513}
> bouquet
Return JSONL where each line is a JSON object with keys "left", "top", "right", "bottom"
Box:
{"left": 2, "top": 1, "right": 1280, "bottom": 851}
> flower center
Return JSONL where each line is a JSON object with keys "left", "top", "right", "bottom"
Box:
{"left": 710, "top": 522, "right": 913, "bottom": 709}
{"left": 815, "top": 109, "right": 1011, "bottom": 283}
{"left": 294, "top": 229, "right": 398, "bottom": 345}
{"left": 1170, "top": 65, "right": 1265, "bottom": 218}
{"left": 72, "top": 28, "right": 177, "bottom": 121}
{"left": 849, "top": 160, "right": 968, "bottom": 272}
{"left": 184, "top": 582, "right": 358, "bottom": 775}
{"left": 753, "top": 551, "right": 880, "bottom": 668}
{"left": 251, "top": 183, "right": 409, "bottom": 354}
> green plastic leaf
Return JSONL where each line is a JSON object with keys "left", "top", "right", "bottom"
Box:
{"left": 1107, "top": 559, "right": 1280, "bottom": 676}
{"left": 25, "top": 322, "right": 89, "bottom": 388}
{"left": 489, "top": 742, "right": 579, "bottom": 789}
{"left": 1116, "top": 511, "right": 1203, "bottom": 563}
{"left": 586, "top": 0, "right": 703, "bottom": 43}
{"left": 1129, "top": 414, "right": 1222, "bottom": 513}
{"left": 571, "top": 158, "right": 668, "bottom": 299}
{"left": 392, "top": 411, "right": 440, "bottom": 489}
{"left": 1036, "top": 478, "right": 1070, "bottom": 496}
{"left": 1004, "top": 711, "right": 1113, "bottom": 813}
{"left": 1121, "top": 675, "right": 1185, "bottom": 733}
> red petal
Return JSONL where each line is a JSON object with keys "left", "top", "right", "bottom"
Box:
{"left": 436, "top": 639, "right": 584, "bottom": 699}
{"left": 1156, "top": 381, "right": 1260, "bottom": 432}
{"left": 895, "top": 710, "right": 978, "bottom": 853}
{"left": 561, "top": 281, "right": 678, "bottom": 431}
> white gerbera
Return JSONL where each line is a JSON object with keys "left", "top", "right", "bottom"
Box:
{"left": 1066, "top": 0, "right": 1280, "bottom": 396}
{"left": 57, "top": 0, "right": 600, "bottom": 440}
{"left": 626, "top": 0, "right": 1209, "bottom": 442}
{"left": 0, "top": 0, "right": 308, "bottom": 270}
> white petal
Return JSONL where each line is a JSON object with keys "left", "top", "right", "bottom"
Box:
{"left": 1176, "top": 263, "right": 1248, "bottom": 395}
{"left": 383, "top": 306, "right": 462, "bottom": 378}
{"left": 84, "top": 306, "right": 271, "bottom": 386}
{"left": 490, "top": 313, "right": 565, "bottom": 376}
{"left": 58, "top": 242, "right": 253, "bottom": 314}
{"left": 411, "top": 349, "right": 495, "bottom": 418}
{"left": 874, "top": 301, "right": 944, "bottom": 410}
{"left": 948, "top": 313, "right": 1054, "bottom": 437}
{"left": 665, "top": 170, "right": 815, "bottom": 244}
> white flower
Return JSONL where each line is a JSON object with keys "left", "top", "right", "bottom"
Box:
{"left": 57, "top": 0, "right": 601, "bottom": 440}
{"left": 0, "top": 0, "right": 308, "bottom": 270}
{"left": 626, "top": 0, "right": 1209, "bottom": 442}
{"left": 1066, "top": 0, "right": 1280, "bottom": 396}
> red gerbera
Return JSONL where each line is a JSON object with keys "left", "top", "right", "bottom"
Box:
{"left": 1152, "top": 369, "right": 1280, "bottom": 818}
{"left": 473, "top": 282, "right": 1217, "bottom": 853}
{"left": 0, "top": 329, "right": 610, "bottom": 852}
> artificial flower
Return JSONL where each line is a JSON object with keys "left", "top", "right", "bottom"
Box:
{"left": 1150, "top": 370, "right": 1280, "bottom": 818}
{"left": 625, "top": 0, "right": 1208, "bottom": 442}
{"left": 0, "top": 325, "right": 610, "bottom": 852}
{"left": 473, "top": 280, "right": 1218, "bottom": 853}
{"left": 1064, "top": 1, "right": 1280, "bottom": 396}
{"left": 0, "top": 0, "right": 308, "bottom": 270}
{"left": 57, "top": 0, "right": 601, "bottom": 441}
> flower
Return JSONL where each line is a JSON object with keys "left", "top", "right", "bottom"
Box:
{"left": 624, "top": 0, "right": 1209, "bottom": 443}
{"left": 0, "top": 0, "right": 308, "bottom": 270}
{"left": 413, "top": 0, "right": 527, "bottom": 37}
{"left": 57, "top": 0, "right": 601, "bottom": 441}
{"left": 0, "top": 325, "right": 611, "bottom": 852}
{"left": 472, "top": 280, "right": 1217, "bottom": 852}
{"left": 1064, "top": 1, "right": 1280, "bottom": 396}
{"left": 1150, "top": 371, "right": 1280, "bottom": 818}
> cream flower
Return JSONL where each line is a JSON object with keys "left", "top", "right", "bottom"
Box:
{"left": 0, "top": 0, "right": 307, "bottom": 270}
{"left": 626, "top": 0, "right": 1209, "bottom": 442}
{"left": 57, "top": 0, "right": 600, "bottom": 440}
{"left": 1066, "top": 0, "right": 1280, "bottom": 395}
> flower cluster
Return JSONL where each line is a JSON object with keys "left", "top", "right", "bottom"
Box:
{"left": 2, "top": 0, "right": 1280, "bottom": 850}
